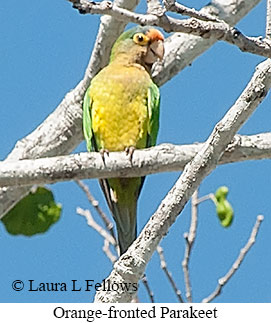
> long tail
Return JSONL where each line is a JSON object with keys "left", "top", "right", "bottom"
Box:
{"left": 100, "top": 177, "right": 143, "bottom": 255}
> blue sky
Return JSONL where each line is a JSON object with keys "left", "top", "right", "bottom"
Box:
{"left": 0, "top": 0, "right": 270, "bottom": 303}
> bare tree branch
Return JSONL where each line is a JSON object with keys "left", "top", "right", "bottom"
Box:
{"left": 77, "top": 207, "right": 116, "bottom": 246}
{"left": 266, "top": 0, "right": 271, "bottom": 39}
{"left": 153, "top": 0, "right": 261, "bottom": 85}
{"left": 196, "top": 193, "right": 216, "bottom": 205}
{"left": 157, "top": 245, "right": 184, "bottom": 302}
{"left": 202, "top": 215, "right": 264, "bottom": 303}
{"left": 1, "top": 133, "right": 271, "bottom": 191}
{"left": 94, "top": 60, "right": 271, "bottom": 303}
{"left": 147, "top": 0, "right": 164, "bottom": 16}
{"left": 141, "top": 275, "right": 155, "bottom": 303}
{"left": 68, "top": 0, "right": 271, "bottom": 58}
{"left": 77, "top": 203, "right": 118, "bottom": 261}
{"left": 0, "top": 0, "right": 261, "bottom": 218}
{"left": 182, "top": 190, "right": 198, "bottom": 302}
{"left": 103, "top": 239, "right": 118, "bottom": 263}
{"left": 76, "top": 180, "right": 116, "bottom": 241}
{"left": 163, "top": 0, "right": 221, "bottom": 22}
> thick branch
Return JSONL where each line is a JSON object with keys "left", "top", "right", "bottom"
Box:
{"left": 0, "top": 133, "right": 271, "bottom": 190}
{"left": 147, "top": 0, "right": 164, "bottom": 16}
{"left": 94, "top": 60, "right": 271, "bottom": 302}
{"left": 68, "top": 0, "right": 271, "bottom": 58}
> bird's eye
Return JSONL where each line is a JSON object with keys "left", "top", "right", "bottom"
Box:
{"left": 133, "top": 33, "right": 148, "bottom": 45}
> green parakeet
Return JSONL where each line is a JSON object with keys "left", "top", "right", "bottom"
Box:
{"left": 83, "top": 26, "right": 164, "bottom": 255}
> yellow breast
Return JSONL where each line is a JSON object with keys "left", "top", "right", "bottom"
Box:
{"left": 90, "top": 64, "right": 151, "bottom": 151}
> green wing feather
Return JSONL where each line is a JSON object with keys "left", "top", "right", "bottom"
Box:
{"left": 83, "top": 88, "right": 94, "bottom": 152}
{"left": 147, "top": 82, "right": 160, "bottom": 147}
{"left": 136, "top": 81, "right": 160, "bottom": 198}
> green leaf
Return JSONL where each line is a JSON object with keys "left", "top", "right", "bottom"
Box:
{"left": 2, "top": 187, "right": 61, "bottom": 236}
{"left": 214, "top": 186, "right": 234, "bottom": 227}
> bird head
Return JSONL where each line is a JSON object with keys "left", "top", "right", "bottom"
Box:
{"left": 110, "top": 26, "right": 165, "bottom": 72}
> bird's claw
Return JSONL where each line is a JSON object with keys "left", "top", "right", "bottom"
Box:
{"left": 125, "top": 146, "right": 135, "bottom": 164}
{"left": 100, "top": 149, "right": 109, "bottom": 165}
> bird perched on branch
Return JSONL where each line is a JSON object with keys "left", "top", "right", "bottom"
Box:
{"left": 83, "top": 26, "right": 164, "bottom": 255}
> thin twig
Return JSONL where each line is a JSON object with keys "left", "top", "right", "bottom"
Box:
{"left": 163, "top": 0, "right": 221, "bottom": 22}
{"left": 141, "top": 275, "right": 155, "bottom": 303}
{"left": 103, "top": 239, "right": 117, "bottom": 263}
{"left": 157, "top": 245, "right": 184, "bottom": 302}
{"left": 266, "top": 0, "right": 271, "bottom": 39}
{"left": 202, "top": 215, "right": 264, "bottom": 303}
{"left": 76, "top": 180, "right": 116, "bottom": 242}
{"left": 77, "top": 207, "right": 116, "bottom": 246}
{"left": 182, "top": 189, "right": 199, "bottom": 302}
{"left": 196, "top": 193, "right": 217, "bottom": 205}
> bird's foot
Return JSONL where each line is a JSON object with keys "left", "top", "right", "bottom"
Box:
{"left": 125, "top": 146, "right": 135, "bottom": 164}
{"left": 100, "top": 149, "right": 109, "bottom": 165}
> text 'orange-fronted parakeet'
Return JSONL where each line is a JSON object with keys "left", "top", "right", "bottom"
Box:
{"left": 83, "top": 26, "right": 164, "bottom": 255}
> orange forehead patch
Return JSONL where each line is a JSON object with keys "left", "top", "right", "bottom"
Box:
{"left": 146, "top": 28, "right": 164, "bottom": 42}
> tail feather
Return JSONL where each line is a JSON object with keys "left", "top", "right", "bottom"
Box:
{"left": 113, "top": 202, "right": 137, "bottom": 255}
{"left": 99, "top": 178, "right": 143, "bottom": 255}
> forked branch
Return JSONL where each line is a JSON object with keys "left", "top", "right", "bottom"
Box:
{"left": 68, "top": 0, "right": 271, "bottom": 58}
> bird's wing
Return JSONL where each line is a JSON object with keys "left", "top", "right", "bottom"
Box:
{"left": 147, "top": 82, "right": 160, "bottom": 147}
{"left": 83, "top": 88, "right": 95, "bottom": 152}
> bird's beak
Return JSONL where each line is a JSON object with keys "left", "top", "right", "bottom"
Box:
{"left": 150, "top": 40, "right": 165, "bottom": 61}
{"left": 144, "top": 40, "right": 165, "bottom": 64}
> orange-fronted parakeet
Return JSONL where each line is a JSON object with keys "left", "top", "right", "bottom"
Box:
{"left": 83, "top": 26, "right": 164, "bottom": 255}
